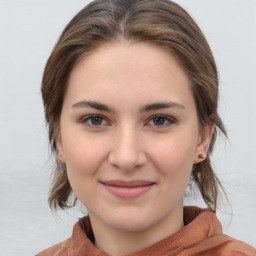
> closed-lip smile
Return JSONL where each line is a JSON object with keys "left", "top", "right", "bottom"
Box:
{"left": 100, "top": 180, "right": 156, "bottom": 199}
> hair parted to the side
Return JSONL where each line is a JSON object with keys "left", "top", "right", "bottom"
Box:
{"left": 42, "top": 0, "right": 227, "bottom": 212}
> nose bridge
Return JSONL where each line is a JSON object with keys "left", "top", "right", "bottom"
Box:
{"left": 108, "top": 123, "right": 146, "bottom": 170}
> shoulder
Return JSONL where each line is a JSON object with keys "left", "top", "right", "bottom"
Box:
{"left": 36, "top": 216, "right": 93, "bottom": 256}
{"left": 183, "top": 233, "right": 256, "bottom": 256}
{"left": 222, "top": 236, "right": 256, "bottom": 256}
{"left": 36, "top": 238, "right": 73, "bottom": 256}
{"left": 182, "top": 207, "right": 256, "bottom": 256}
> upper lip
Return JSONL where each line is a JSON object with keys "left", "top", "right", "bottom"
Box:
{"left": 100, "top": 180, "right": 156, "bottom": 187}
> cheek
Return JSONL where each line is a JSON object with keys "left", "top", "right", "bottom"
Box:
{"left": 150, "top": 136, "right": 196, "bottom": 203}
{"left": 62, "top": 131, "right": 109, "bottom": 178}
{"left": 149, "top": 133, "right": 197, "bottom": 177}
{"left": 63, "top": 135, "right": 110, "bottom": 204}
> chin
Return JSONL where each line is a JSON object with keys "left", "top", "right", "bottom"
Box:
{"left": 112, "top": 220, "right": 151, "bottom": 232}
{"left": 105, "top": 210, "right": 157, "bottom": 232}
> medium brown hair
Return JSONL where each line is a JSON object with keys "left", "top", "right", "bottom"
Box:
{"left": 42, "top": 0, "right": 227, "bottom": 212}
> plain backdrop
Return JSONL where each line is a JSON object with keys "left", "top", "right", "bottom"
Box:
{"left": 0, "top": 0, "right": 255, "bottom": 255}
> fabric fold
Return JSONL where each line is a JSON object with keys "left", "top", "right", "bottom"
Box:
{"left": 36, "top": 206, "right": 256, "bottom": 256}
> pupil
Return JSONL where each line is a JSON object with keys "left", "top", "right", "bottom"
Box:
{"left": 153, "top": 117, "right": 165, "bottom": 125}
{"left": 92, "top": 116, "right": 102, "bottom": 125}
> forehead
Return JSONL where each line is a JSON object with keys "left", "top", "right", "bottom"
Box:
{"left": 65, "top": 42, "right": 194, "bottom": 110}
{"left": 70, "top": 42, "right": 188, "bottom": 81}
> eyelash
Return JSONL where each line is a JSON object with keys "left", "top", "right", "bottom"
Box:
{"left": 147, "top": 115, "right": 175, "bottom": 127}
{"left": 80, "top": 115, "right": 109, "bottom": 128}
{"left": 79, "top": 114, "right": 175, "bottom": 128}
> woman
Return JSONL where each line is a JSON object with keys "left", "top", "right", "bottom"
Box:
{"left": 37, "top": 0, "right": 256, "bottom": 255}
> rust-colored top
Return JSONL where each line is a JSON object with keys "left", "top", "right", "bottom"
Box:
{"left": 37, "top": 207, "right": 256, "bottom": 255}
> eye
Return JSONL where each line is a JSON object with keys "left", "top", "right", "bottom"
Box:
{"left": 80, "top": 115, "right": 108, "bottom": 128}
{"left": 147, "top": 115, "right": 175, "bottom": 127}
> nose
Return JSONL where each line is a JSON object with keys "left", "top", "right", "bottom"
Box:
{"left": 108, "top": 126, "right": 147, "bottom": 171}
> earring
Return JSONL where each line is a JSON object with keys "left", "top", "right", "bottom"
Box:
{"left": 58, "top": 153, "right": 64, "bottom": 158}
{"left": 199, "top": 154, "right": 206, "bottom": 159}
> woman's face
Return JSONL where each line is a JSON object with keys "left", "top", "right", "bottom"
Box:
{"left": 57, "top": 42, "right": 210, "bottom": 233}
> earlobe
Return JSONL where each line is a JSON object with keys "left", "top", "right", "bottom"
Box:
{"left": 58, "top": 153, "right": 66, "bottom": 163}
{"left": 56, "top": 136, "right": 66, "bottom": 164}
{"left": 193, "top": 125, "right": 215, "bottom": 164}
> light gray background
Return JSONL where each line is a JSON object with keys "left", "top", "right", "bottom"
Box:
{"left": 0, "top": 0, "right": 255, "bottom": 255}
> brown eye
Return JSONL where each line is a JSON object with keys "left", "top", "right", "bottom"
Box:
{"left": 91, "top": 116, "right": 103, "bottom": 125}
{"left": 152, "top": 116, "right": 166, "bottom": 126}
{"left": 81, "top": 115, "right": 108, "bottom": 128}
{"left": 147, "top": 115, "right": 175, "bottom": 127}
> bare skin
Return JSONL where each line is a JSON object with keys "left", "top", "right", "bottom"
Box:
{"left": 57, "top": 42, "right": 213, "bottom": 255}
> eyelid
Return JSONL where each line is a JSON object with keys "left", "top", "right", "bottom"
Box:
{"left": 79, "top": 114, "right": 110, "bottom": 128}
{"left": 146, "top": 114, "right": 176, "bottom": 127}
{"left": 78, "top": 114, "right": 175, "bottom": 128}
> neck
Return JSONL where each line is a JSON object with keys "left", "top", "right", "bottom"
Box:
{"left": 90, "top": 207, "right": 184, "bottom": 256}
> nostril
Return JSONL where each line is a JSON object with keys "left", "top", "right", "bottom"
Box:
{"left": 108, "top": 150, "right": 147, "bottom": 171}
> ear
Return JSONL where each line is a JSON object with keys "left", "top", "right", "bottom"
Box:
{"left": 193, "top": 124, "right": 215, "bottom": 164}
{"left": 56, "top": 135, "right": 66, "bottom": 164}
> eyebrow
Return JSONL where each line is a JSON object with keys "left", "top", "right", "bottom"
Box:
{"left": 71, "top": 100, "right": 185, "bottom": 112}
{"left": 72, "top": 100, "right": 114, "bottom": 112}
{"left": 141, "top": 102, "right": 185, "bottom": 112}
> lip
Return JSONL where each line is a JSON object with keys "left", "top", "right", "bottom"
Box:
{"left": 100, "top": 180, "right": 156, "bottom": 199}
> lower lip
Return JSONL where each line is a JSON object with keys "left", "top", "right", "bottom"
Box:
{"left": 102, "top": 184, "right": 154, "bottom": 199}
